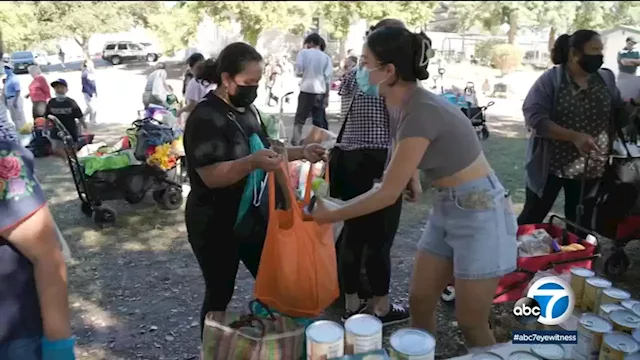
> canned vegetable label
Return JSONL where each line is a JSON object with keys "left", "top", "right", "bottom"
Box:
{"left": 577, "top": 314, "right": 612, "bottom": 358}
{"left": 570, "top": 267, "right": 595, "bottom": 307}
{"left": 609, "top": 310, "right": 640, "bottom": 335}
{"left": 597, "top": 287, "right": 632, "bottom": 311}
{"left": 389, "top": 328, "right": 435, "bottom": 360}
{"left": 306, "top": 320, "right": 344, "bottom": 360}
{"left": 582, "top": 277, "right": 612, "bottom": 311}
{"left": 344, "top": 314, "right": 383, "bottom": 354}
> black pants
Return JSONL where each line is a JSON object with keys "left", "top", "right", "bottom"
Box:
{"left": 186, "top": 197, "right": 265, "bottom": 336}
{"left": 517, "top": 175, "right": 600, "bottom": 231}
{"left": 32, "top": 101, "right": 47, "bottom": 119}
{"left": 294, "top": 92, "right": 328, "bottom": 129}
{"left": 330, "top": 148, "right": 402, "bottom": 297}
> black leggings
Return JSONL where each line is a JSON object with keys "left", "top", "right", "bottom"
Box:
{"left": 330, "top": 148, "right": 402, "bottom": 297}
{"left": 517, "top": 175, "right": 600, "bottom": 230}
{"left": 186, "top": 199, "right": 264, "bottom": 336}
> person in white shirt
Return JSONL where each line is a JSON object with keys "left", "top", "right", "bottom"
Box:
{"left": 291, "top": 33, "right": 333, "bottom": 145}
{"left": 177, "top": 53, "right": 214, "bottom": 123}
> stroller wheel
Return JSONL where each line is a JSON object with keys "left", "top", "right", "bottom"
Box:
{"left": 159, "top": 186, "right": 183, "bottom": 210}
{"left": 93, "top": 206, "right": 116, "bottom": 228}
{"left": 604, "top": 251, "right": 631, "bottom": 277}
{"left": 81, "top": 202, "right": 93, "bottom": 217}
{"left": 481, "top": 126, "right": 490, "bottom": 140}
{"left": 125, "top": 192, "right": 146, "bottom": 205}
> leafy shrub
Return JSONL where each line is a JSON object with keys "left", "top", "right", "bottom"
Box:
{"left": 474, "top": 39, "right": 506, "bottom": 65}
{"left": 490, "top": 44, "right": 524, "bottom": 75}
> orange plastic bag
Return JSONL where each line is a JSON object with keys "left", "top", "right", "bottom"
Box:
{"left": 254, "top": 163, "right": 339, "bottom": 318}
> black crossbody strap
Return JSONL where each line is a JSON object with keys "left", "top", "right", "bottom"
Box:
{"left": 336, "top": 93, "right": 358, "bottom": 143}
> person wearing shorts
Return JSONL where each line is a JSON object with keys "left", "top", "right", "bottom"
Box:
{"left": 312, "top": 27, "right": 517, "bottom": 351}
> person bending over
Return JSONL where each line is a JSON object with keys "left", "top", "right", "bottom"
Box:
{"left": 313, "top": 27, "right": 517, "bottom": 351}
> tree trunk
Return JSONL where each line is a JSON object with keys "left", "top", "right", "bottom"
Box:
{"left": 507, "top": 14, "right": 518, "bottom": 45}
{"left": 74, "top": 36, "right": 91, "bottom": 61}
{"left": 548, "top": 27, "right": 557, "bottom": 53}
{"left": 338, "top": 39, "right": 346, "bottom": 61}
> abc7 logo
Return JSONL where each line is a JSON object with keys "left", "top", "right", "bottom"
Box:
{"left": 513, "top": 297, "right": 542, "bottom": 325}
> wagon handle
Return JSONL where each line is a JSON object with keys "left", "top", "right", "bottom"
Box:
{"left": 548, "top": 215, "right": 605, "bottom": 243}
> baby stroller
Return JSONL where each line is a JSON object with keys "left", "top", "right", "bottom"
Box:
{"left": 591, "top": 109, "right": 640, "bottom": 276}
{"left": 461, "top": 82, "right": 493, "bottom": 141}
{"left": 48, "top": 115, "right": 184, "bottom": 228}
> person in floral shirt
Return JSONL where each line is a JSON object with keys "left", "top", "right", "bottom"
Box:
{"left": 0, "top": 138, "right": 75, "bottom": 360}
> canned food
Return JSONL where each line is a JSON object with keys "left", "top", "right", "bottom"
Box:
{"left": 597, "top": 287, "right": 632, "bottom": 311}
{"left": 634, "top": 328, "right": 640, "bottom": 344}
{"left": 572, "top": 347, "right": 589, "bottom": 360}
{"left": 388, "top": 328, "right": 435, "bottom": 360}
{"left": 306, "top": 320, "right": 345, "bottom": 360}
{"left": 624, "top": 353, "right": 640, "bottom": 360}
{"left": 610, "top": 310, "right": 640, "bottom": 335}
{"left": 577, "top": 313, "right": 613, "bottom": 359}
{"left": 344, "top": 314, "right": 383, "bottom": 355}
{"left": 571, "top": 267, "right": 596, "bottom": 307}
{"left": 622, "top": 300, "right": 640, "bottom": 312}
{"left": 471, "top": 352, "right": 504, "bottom": 360}
{"left": 583, "top": 277, "right": 612, "bottom": 311}
{"left": 632, "top": 304, "right": 640, "bottom": 318}
{"left": 507, "top": 351, "right": 542, "bottom": 360}
{"left": 599, "top": 331, "right": 639, "bottom": 360}
{"left": 531, "top": 344, "right": 564, "bottom": 359}
{"left": 601, "top": 304, "right": 627, "bottom": 321}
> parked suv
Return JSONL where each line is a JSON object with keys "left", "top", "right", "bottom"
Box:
{"left": 102, "top": 41, "right": 161, "bottom": 65}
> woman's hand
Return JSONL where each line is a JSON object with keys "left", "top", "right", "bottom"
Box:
{"left": 303, "top": 143, "right": 327, "bottom": 163}
{"left": 311, "top": 198, "right": 336, "bottom": 224}
{"left": 249, "top": 149, "right": 282, "bottom": 171}
{"left": 405, "top": 172, "right": 422, "bottom": 202}
{"left": 571, "top": 132, "right": 599, "bottom": 155}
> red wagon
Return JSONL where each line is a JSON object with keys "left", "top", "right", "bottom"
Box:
{"left": 441, "top": 216, "right": 601, "bottom": 304}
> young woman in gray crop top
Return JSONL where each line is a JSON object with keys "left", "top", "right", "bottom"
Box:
{"left": 313, "top": 27, "right": 517, "bottom": 351}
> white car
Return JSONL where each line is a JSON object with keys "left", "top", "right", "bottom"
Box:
{"left": 102, "top": 41, "right": 162, "bottom": 65}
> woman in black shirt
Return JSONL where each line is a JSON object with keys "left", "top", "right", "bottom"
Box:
{"left": 183, "top": 42, "right": 325, "bottom": 333}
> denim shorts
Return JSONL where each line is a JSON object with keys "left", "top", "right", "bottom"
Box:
{"left": 418, "top": 172, "right": 518, "bottom": 279}
{"left": 0, "top": 337, "right": 41, "bottom": 360}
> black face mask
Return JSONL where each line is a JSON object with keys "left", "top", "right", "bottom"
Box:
{"left": 229, "top": 84, "right": 258, "bottom": 108}
{"left": 578, "top": 54, "right": 604, "bottom": 74}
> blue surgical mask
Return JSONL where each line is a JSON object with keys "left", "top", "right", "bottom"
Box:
{"left": 4, "top": 67, "right": 13, "bottom": 77}
{"left": 55, "top": 93, "right": 67, "bottom": 100}
{"left": 356, "top": 66, "right": 389, "bottom": 97}
{"left": 355, "top": 66, "right": 379, "bottom": 97}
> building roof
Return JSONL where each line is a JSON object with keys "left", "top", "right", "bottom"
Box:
{"left": 601, "top": 25, "right": 640, "bottom": 37}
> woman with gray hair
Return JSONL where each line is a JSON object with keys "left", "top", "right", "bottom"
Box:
{"left": 26, "top": 65, "right": 50, "bottom": 120}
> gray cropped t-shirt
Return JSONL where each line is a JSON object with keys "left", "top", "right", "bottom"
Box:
{"left": 396, "top": 87, "right": 482, "bottom": 181}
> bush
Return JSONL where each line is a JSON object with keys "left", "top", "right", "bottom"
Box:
{"left": 474, "top": 39, "right": 506, "bottom": 65}
{"left": 490, "top": 44, "right": 524, "bottom": 75}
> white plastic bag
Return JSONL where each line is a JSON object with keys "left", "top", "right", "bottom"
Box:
{"left": 517, "top": 229, "right": 554, "bottom": 257}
